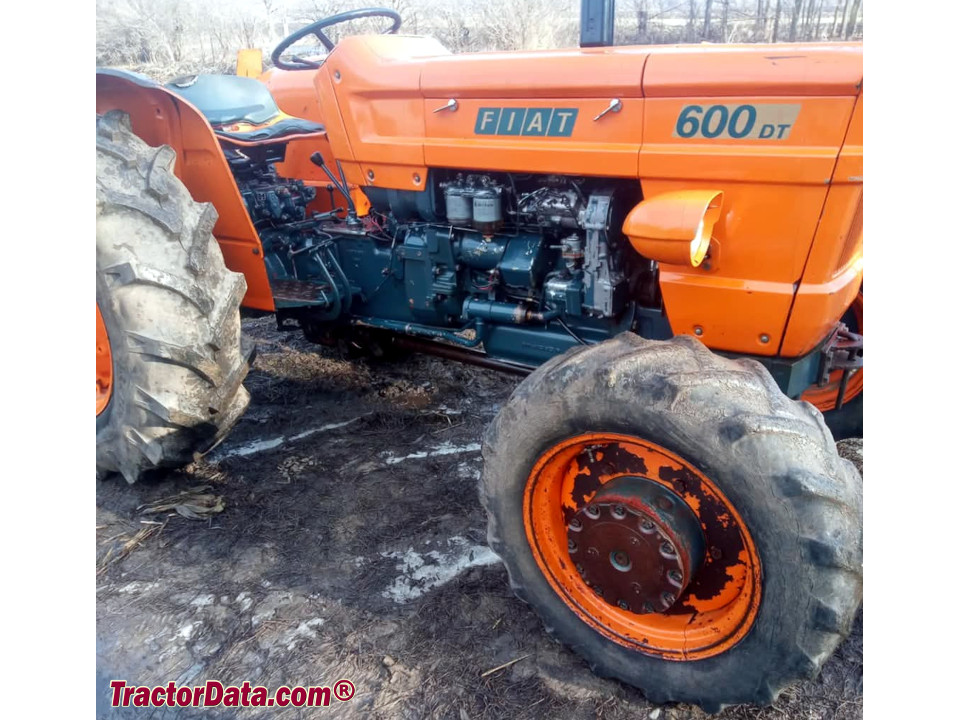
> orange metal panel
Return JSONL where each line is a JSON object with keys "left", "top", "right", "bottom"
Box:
{"left": 422, "top": 97, "right": 644, "bottom": 177}
{"left": 780, "top": 89, "right": 863, "bottom": 356}
{"left": 642, "top": 43, "right": 862, "bottom": 98}
{"left": 420, "top": 46, "right": 649, "bottom": 98}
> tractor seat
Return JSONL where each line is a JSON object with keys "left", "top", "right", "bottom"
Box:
{"left": 165, "top": 74, "right": 324, "bottom": 143}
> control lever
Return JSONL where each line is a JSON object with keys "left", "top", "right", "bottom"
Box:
{"left": 309, "top": 152, "right": 361, "bottom": 227}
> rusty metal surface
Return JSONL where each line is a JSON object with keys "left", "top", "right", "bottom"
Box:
{"left": 567, "top": 476, "right": 704, "bottom": 614}
{"left": 562, "top": 442, "right": 751, "bottom": 615}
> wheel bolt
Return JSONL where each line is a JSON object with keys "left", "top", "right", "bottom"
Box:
{"left": 661, "top": 542, "right": 675, "bottom": 556}
{"left": 617, "top": 600, "right": 629, "bottom": 610}
{"left": 593, "top": 586, "right": 603, "bottom": 596}
{"left": 643, "top": 601, "right": 655, "bottom": 613}
{"left": 612, "top": 504, "right": 626, "bottom": 519}
{"left": 576, "top": 564, "right": 585, "bottom": 576}
{"left": 668, "top": 570, "right": 683, "bottom": 585}
{"left": 661, "top": 591, "right": 676, "bottom": 607}
{"left": 585, "top": 505, "right": 600, "bottom": 519}
{"left": 640, "top": 520, "right": 655, "bottom": 532}
{"left": 568, "top": 539, "right": 577, "bottom": 553}
{"left": 568, "top": 518, "right": 582, "bottom": 531}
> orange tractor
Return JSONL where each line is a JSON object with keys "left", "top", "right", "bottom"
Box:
{"left": 96, "top": 4, "right": 862, "bottom": 710}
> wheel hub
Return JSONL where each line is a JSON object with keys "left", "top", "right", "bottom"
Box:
{"left": 567, "top": 476, "right": 705, "bottom": 614}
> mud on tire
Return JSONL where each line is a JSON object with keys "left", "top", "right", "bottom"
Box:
{"left": 96, "top": 110, "right": 253, "bottom": 483}
{"left": 480, "top": 332, "right": 862, "bottom": 711}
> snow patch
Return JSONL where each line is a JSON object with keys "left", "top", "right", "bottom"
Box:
{"left": 381, "top": 536, "right": 499, "bottom": 603}
{"left": 382, "top": 442, "right": 481, "bottom": 466}
{"left": 212, "top": 416, "right": 365, "bottom": 459}
{"left": 282, "top": 618, "right": 325, "bottom": 651}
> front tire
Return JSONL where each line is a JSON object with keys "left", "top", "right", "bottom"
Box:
{"left": 480, "top": 333, "right": 862, "bottom": 711}
{"left": 96, "top": 110, "right": 252, "bottom": 482}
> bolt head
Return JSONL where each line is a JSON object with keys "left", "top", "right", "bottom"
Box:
{"left": 567, "top": 539, "right": 577, "bottom": 553}
{"left": 568, "top": 518, "right": 582, "bottom": 531}
{"left": 661, "top": 591, "right": 676, "bottom": 607}
{"left": 760, "top": 333, "right": 770, "bottom": 343}
{"left": 660, "top": 542, "right": 675, "bottom": 556}
{"left": 617, "top": 600, "right": 629, "bottom": 610}
{"left": 694, "top": 326, "right": 703, "bottom": 336}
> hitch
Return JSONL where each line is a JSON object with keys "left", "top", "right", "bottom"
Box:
{"left": 815, "top": 322, "right": 863, "bottom": 411}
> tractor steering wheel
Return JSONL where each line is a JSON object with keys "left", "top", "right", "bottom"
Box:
{"left": 270, "top": 7, "right": 402, "bottom": 71}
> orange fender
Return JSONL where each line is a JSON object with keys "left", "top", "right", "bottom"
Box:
{"left": 96, "top": 69, "right": 274, "bottom": 311}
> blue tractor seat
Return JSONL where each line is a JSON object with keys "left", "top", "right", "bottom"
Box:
{"left": 165, "top": 74, "right": 325, "bottom": 143}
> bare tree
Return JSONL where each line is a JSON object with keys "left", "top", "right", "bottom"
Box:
{"left": 772, "top": 0, "right": 783, "bottom": 41}
{"left": 844, "top": 0, "right": 862, "bottom": 38}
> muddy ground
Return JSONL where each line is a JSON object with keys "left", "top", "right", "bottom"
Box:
{"left": 96, "top": 317, "right": 863, "bottom": 719}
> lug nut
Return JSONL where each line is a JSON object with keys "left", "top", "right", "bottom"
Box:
{"left": 576, "top": 564, "right": 585, "bottom": 576}
{"left": 612, "top": 504, "right": 626, "bottom": 519}
{"left": 568, "top": 518, "right": 582, "bottom": 531}
{"left": 668, "top": 570, "right": 683, "bottom": 585}
{"left": 660, "top": 542, "right": 675, "bottom": 557}
{"left": 642, "top": 601, "right": 655, "bottom": 613}
{"left": 593, "top": 586, "right": 604, "bottom": 596}
{"left": 568, "top": 539, "right": 577, "bottom": 553}
{"left": 617, "top": 600, "right": 629, "bottom": 611}
{"left": 640, "top": 519, "right": 655, "bottom": 533}
{"left": 661, "top": 591, "right": 676, "bottom": 607}
{"left": 584, "top": 505, "right": 600, "bottom": 519}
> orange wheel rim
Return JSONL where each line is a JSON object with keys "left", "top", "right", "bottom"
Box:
{"left": 96, "top": 304, "right": 113, "bottom": 416}
{"left": 524, "top": 433, "right": 762, "bottom": 660}
{"left": 802, "top": 291, "right": 863, "bottom": 411}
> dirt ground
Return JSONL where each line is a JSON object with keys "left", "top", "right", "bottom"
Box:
{"left": 96, "top": 317, "right": 863, "bottom": 719}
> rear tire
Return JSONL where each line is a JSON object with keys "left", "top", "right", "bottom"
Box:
{"left": 96, "top": 110, "right": 253, "bottom": 483}
{"left": 481, "top": 333, "right": 862, "bottom": 711}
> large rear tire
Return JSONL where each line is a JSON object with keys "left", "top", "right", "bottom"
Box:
{"left": 481, "top": 333, "right": 862, "bottom": 711}
{"left": 96, "top": 110, "right": 253, "bottom": 483}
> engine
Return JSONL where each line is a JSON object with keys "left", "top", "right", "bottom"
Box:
{"left": 227, "top": 150, "right": 663, "bottom": 366}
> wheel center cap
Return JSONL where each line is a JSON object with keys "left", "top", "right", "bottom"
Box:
{"left": 567, "top": 476, "right": 705, "bottom": 613}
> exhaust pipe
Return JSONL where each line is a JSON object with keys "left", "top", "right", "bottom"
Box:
{"left": 580, "top": 0, "right": 616, "bottom": 48}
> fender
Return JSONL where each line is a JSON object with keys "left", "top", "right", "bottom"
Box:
{"left": 96, "top": 69, "right": 274, "bottom": 311}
